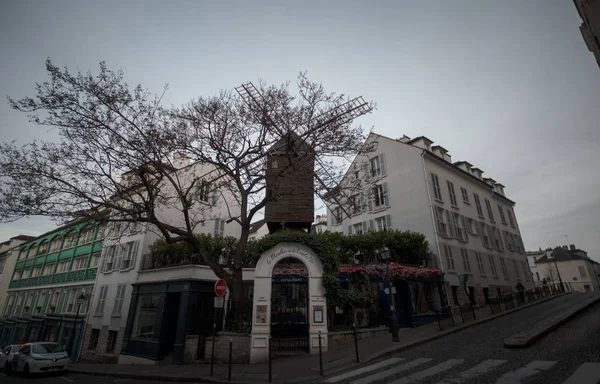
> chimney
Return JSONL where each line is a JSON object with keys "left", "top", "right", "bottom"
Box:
{"left": 569, "top": 244, "right": 576, "bottom": 251}
{"left": 173, "top": 151, "right": 190, "bottom": 169}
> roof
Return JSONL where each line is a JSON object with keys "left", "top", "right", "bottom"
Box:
{"left": 406, "top": 136, "right": 434, "bottom": 145}
{"left": 534, "top": 247, "right": 588, "bottom": 263}
{"left": 249, "top": 219, "right": 266, "bottom": 234}
{"left": 454, "top": 161, "right": 473, "bottom": 167}
{"left": 10, "top": 235, "right": 36, "bottom": 241}
{"left": 432, "top": 145, "right": 448, "bottom": 152}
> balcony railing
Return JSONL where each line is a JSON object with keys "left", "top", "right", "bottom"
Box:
{"left": 9, "top": 268, "right": 97, "bottom": 289}
{"left": 142, "top": 253, "right": 205, "bottom": 270}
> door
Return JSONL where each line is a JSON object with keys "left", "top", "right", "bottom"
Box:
{"left": 271, "top": 280, "right": 309, "bottom": 353}
{"left": 159, "top": 293, "right": 180, "bottom": 359}
{"left": 483, "top": 287, "right": 490, "bottom": 305}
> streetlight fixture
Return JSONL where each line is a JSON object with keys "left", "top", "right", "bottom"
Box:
{"left": 379, "top": 246, "right": 399, "bottom": 342}
{"left": 70, "top": 292, "right": 87, "bottom": 362}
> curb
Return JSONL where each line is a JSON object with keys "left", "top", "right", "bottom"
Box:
{"left": 503, "top": 294, "right": 600, "bottom": 348}
{"left": 69, "top": 293, "right": 567, "bottom": 384}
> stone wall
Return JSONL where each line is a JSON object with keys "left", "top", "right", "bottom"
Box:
{"left": 183, "top": 334, "right": 200, "bottom": 363}
{"left": 204, "top": 332, "right": 250, "bottom": 364}
{"left": 79, "top": 324, "right": 124, "bottom": 363}
{"left": 327, "top": 327, "right": 388, "bottom": 349}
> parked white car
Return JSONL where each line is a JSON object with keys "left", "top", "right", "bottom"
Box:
{"left": 11, "top": 342, "right": 69, "bottom": 375}
{"left": 1, "top": 344, "right": 22, "bottom": 374}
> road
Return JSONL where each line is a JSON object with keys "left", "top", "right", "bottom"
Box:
{"left": 0, "top": 372, "right": 175, "bottom": 384}
{"left": 320, "top": 292, "right": 600, "bottom": 384}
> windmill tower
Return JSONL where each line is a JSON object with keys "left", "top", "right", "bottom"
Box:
{"left": 235, "top": 82, "right": 372, "bottom": 234}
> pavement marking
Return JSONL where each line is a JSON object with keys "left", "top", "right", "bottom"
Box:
{"left": 60, "top": 376, "right": 74, "bottom": 383}
{"left": 323, "top": 358, "right": 404, "bottom": 383}
{"left": 350, "top": 358, "right": 433, "bottom": 384}
{"left": 561, "top": 362, "right": 600, "bottom": 384}
{"left": 494, "top": 360, "right": 556, "bottom": 383}
{"left": 388, "top": 359, "right": 465, "bottom": 384}
{"left": 433, "top": 359, "right": 507, "bottom": 384}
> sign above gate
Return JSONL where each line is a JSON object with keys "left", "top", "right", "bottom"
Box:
{"left": 265, "top": 246, "right": 315, "bottom": 265}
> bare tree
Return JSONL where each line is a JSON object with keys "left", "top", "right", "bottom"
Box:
{"left": 0, "top": 60, "right": 374, "bottom": 312}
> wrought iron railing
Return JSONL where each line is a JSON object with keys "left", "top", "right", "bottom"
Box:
{"left": 8, "top": 268, "right": 98, "bottom": 289}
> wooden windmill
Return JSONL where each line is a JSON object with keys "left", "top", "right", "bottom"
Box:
{"left": 235, "top": 82, "right": 372, "bottom": 234}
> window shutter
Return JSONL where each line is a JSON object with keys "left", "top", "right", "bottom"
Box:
{"left": 347, "top": 225, "right": 353, "bottom": 235}
{"left": 367, "top": 189, "right": 373, "bottom": 212}
{"left": 362, "top": 161, "right": 370, "bottom": 181}
{"left": 362, "top": 221, "right": 367, "bottom": 233}
{"left": 220, "top": 218, "right": 225, "bottom": 234}
{"left": 383, "top": 183, "right": 390, "bottom": 207}
{"left": 379, "top": 153, "right": 387, "bottom": 176}
{"left": 446, "top": 211, "right": 455, "bottom": 237}
{"left": 385, "top": 214, "right": 392, "bottom": 230}
{"left": 360, "top": 192, "right": 366, "bottom": 211}
{"left": 130, "top": 240, "right": 140, "bottom": 269}
{"left": 214, "top": 219, "right": 220, "bottom": 237}
{"left": 369, "top": 220, "right": 375, "bottom": 231}
{"left": 99, "top": 247, "right": 107, "bottom": 272}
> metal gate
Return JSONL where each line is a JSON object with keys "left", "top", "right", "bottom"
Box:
{"left": 271, "top": 276, "right": 309, "bottom": 353}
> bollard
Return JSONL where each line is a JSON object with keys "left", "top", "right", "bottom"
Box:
{"left": 353, "top": 323, "right": 359, "bottom": 363}
{"left": 318, "top": 331, "right": 323, "bottom": 376}
{"left": 228, "top": 338, "right": 233, "bottom": 382}
{"left": 210, "top": 323, "right": 216, "bottom": 376}
{"left": 268, "top": 335, "right": 272, "bottom": 383}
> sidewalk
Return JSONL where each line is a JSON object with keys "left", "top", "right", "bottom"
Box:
{"left": 69, "top": 294, "right": 565, "bottom": 383}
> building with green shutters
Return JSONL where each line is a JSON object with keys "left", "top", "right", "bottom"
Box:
{"left": 0, "top": 217, "right": 106, "bottom": 359}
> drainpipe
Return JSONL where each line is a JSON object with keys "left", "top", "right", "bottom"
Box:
{"left": 421, "top": 150, "right": 448, "bottom": 308}
{"left": 421, "top": 150, "right": 444, "bottom": 271}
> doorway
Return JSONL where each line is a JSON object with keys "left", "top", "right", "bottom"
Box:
{"left": 159, "top": 293, "right": 181, "bottom": 360}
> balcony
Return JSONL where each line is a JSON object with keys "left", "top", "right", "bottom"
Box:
{"left": 9, "top": 268, "right": 98, "bottom": 289}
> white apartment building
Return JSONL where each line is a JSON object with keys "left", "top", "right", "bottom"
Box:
{"left": 326, "top": 133, "right": 532, "bottom": 306}
{"left": 82, "top": 155, "right": 242, "bottom": 365}
{"left": 527, "top": 245, "right": 600, "bottom": 292}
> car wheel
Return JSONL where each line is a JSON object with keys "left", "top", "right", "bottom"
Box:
{"left": 23, "top": 363, "right": 30, "bottom": 377}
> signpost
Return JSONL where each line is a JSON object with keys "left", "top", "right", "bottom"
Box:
{"left": 210, "top": 279, "right": 228, "bottom": 376}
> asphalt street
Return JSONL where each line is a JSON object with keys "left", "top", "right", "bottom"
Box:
{"left": 320, "top": 292, "right": 600, "bottom": 384}
{"left": 0, "top": 372, "right": 191, "bottom": 384}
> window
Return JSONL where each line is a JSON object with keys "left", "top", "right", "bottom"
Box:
{"left": 38, "top": 240, "right": 49, "bottom": 255}
{"left": 112, "top": 221, "right": 122, "bottom": 237}
{"left": 513, "top": 259, "right": 522, "bottom": 280}
{"left": 31, "top": 266, "right": 41, "bottom": 277}
{"left": 121, "top": 242, "right": 138, "bottom": 270}
{"left": 49, "top": 236, "right": 62, "bottom": 253}
{"left": 460, "top": 187, "right": 469, "bottom": 204}
{"left": 373, "top": 184, "right": 388, "bottom": 207}
{"left": 465, "top": 217, "right": 476, "bottom": 234}
{"left": 352, "top": 194, "right": 362, "bottom": 214}
{"left": 485, "top": 199, "right": 495, "bottom": 222}
{"left": 72, "top": 256, "right": 87, "bottom": 271}
{"left": 132, "top": 295, "right": 160, "bottom": 339}
{"left": 493, "top": 227, "right": 503, "bottom": 250}
{"left": 474, "top": 194, "right": 483, "bottom": 217}
{"left": 50, "top": 291, "right": 60, "bottom": 313}
{"left": 22, "top": 268, "right": 31, "bottom": 279}
{"left": 90, "top": 252, "right": 101, "bottom": 268}
{"left": 481, "top": 223, "right": 491, "bottom": 248}
{"left": 18, "top": 248, "right": 26, "bottom": 260}
{"left": 461, "top": 248, "right": 471, "bottom": 273}
{"left": 443, "top": 244, "right": 455, "bottom": 271}
{"left": 13, "top": 270, "right": 22, "bottom": 280}
{"left": 500, "top": 257, "right": 509, "bottom": 278}
{"left": 333, "top": 207, "right": 342, "bottom": 225}
{"left": 475, "top": 252, "right": 485, "bottom": 274}
{"left": 64, "top": 232, "right": 76, "bottom": 248}
{"left": 26, "top": 245, "right": 35, "bottom": 259}
{"left": 431, "top": 173, "right": 442, "bottom": 200}
{"left": 214, "top": 218, "right": 225, "bottom": 238}
{"left": 434, "top": 207, "right": 448, "bottom": 237}
{"left": 447, "top": 181, "right": 457, "bottom": 206}
{"left": 353, "top": 223, "right": 363, "bottom": 235}
{"left": 453, "top": 213, "right": 467, "bottom": 242}
{"left": 95, "top": 286, "right": 109, "bottom": 314}
{"left": 105, "top": 246, "right": 117, "bottom": 271}
{"left": 65, "top": 289, "right": 77, "bottom": 313}
{"left": 489, "top": 254, "right": 498, "bottom": 276}
{"left": 578, "top": 266, "right": 588, "bottom": 278}
{"left": 498, "top": 205, "right": 507, "bottom": 225}
{"left": 88, "top": 329, "right": 100, "bottom": 350}
{"left": 374, "top": 215, "right": 391, "bottom": 231}
{"left": 507, "top": 210, "right": 515, "bottom": 228}
{"left": 57, "top": 260, "right": 69, "bottom": 273}
{"left": 113, "top": 284, "right": 127, "bottom": 316}
{"left": 78, "top": 226, "right": 94, "bottom": 245}
{"left": 370, "top": 156, "right": 381, "bottom": 177}
{"left": 197, "top": 179, "right": 210, "bottom": 202}
{"left": 106, "top": 330, "right": 118, "bottom": 353}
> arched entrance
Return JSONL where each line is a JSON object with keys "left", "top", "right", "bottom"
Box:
{"left": 250, "top": 243, "right": 327, "bottom": 363}
{"left": 271, "top": 258, "right": 309, "bottom": 354}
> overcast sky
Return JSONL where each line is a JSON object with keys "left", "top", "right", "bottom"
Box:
{"left": 1, "top": 0, "right": 598, "bottom": 258}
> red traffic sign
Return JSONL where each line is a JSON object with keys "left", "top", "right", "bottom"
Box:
{"left": 215, "top": 279, "right": 227, "bottom": 297}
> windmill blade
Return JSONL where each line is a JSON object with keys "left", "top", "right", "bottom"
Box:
{"left": 235, "top": 82, "right": 286, "bottom": 137}
{"left": 305, "top": 96, "right": 372, "bottom": 131}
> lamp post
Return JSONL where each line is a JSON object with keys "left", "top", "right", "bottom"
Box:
{"left": 70, "top": 292, "right": 87, "bottom": 362}
{"left": 379, "top": 246, "right": 399, "bottom": 342}
{"left": 549, "top": 253, "right": 565, "bottom": 292}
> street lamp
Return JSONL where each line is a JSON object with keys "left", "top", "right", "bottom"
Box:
{"left": 70, "top": 292, "right": 87, "bottom": 362}
{"left": 379, "top": 246, "right": 399, "bottom": 342}
{"left": 548, "top": 253, "right": 565, "bottom": 292}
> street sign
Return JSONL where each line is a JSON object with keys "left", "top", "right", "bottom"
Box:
{"left": 215, "top": 279, "right": 227, "bottom": 297}
{"left": 214, "top": 297, "right": 224, "bottom": 308}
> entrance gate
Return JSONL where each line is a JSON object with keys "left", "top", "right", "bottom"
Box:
{"left": 271, "top": 275, "right": 309, "bottom": 353}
